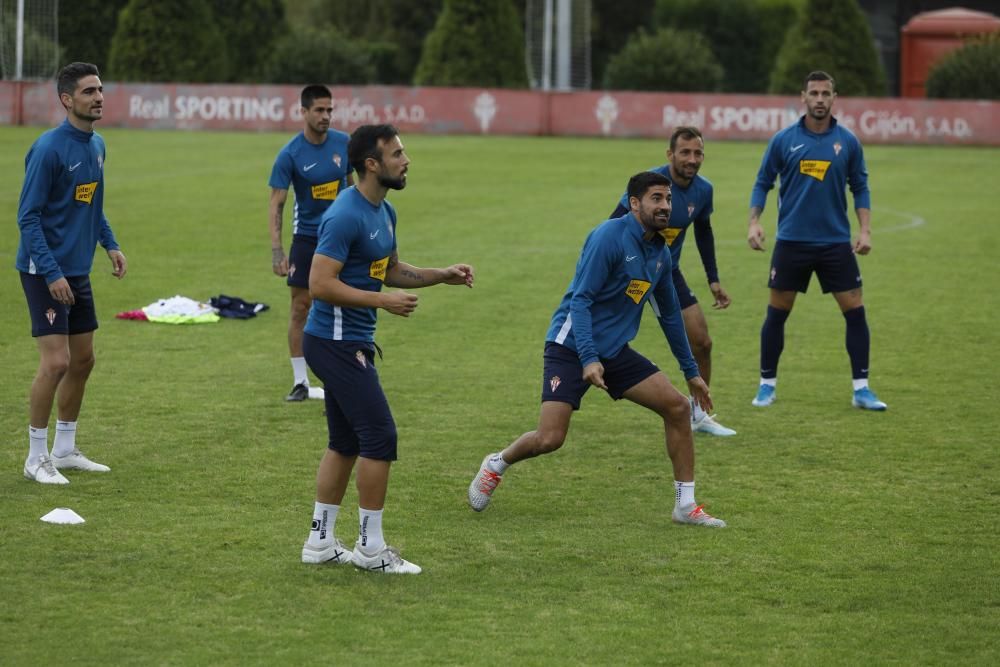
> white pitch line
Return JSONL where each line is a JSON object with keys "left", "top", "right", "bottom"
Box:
{"left": 716, "top": 206, "right": 926, "bottom": 245}
{"left": 874, "top": 206, "right": 927, "bottom": 233}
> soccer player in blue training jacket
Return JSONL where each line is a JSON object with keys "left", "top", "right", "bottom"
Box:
{"left": 747, "top": 70, "right": 887, "bottom": 411}
{"left": 16, "top": 62, "right": 127, "bottom": 485}
{"left": 268, "top": 85, "right": 353, "bottom": 403}
{"left": 468, "top": 171, "right": 727, "bottom": 528}
{"left": 300, "top": 124, "right": 475, "bottom": 574}
{"left": 609, "top": 126, "right": 736, "bottom": 437}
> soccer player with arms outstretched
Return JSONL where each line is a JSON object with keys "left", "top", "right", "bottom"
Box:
{"left": 468, "top": 171, "right": 726, "bottom": 528}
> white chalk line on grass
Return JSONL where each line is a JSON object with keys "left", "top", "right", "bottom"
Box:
{"left": 716, "top": 206, "right": 926, "bottom": 245}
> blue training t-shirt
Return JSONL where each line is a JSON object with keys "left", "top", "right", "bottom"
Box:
{"left": 546, "top": 213, "right": 699, "bottom": 380}
{"left": 16, "top": 120, "right": 119, "bottom": 283}
{"left": 268, "top": 129, "right": 352, "bottom": 238}
{"left": 613, "top": 166, "right": 718, "bottom": 283}
{"left": 305, "top": 186, "right": 398, "bottom": 342}
{"left": 750, "top": 115, "right": 871, "bottom": 244}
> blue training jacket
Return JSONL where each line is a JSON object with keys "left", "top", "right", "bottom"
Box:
{"left": 750, "top": 116, "right": 871, "bottom": 244}
{"left": 546, "top": 213, "right": 699, "bottom": 380}
{"left": 16, "top": 120, "right": 119, "bottom": 283}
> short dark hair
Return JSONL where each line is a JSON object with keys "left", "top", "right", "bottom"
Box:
{"left": 57, "top": 62, "right": 99, "bottom": 98}
{"left": 803, "top": 70, "right": 835, "bottom": 92}
{"left": 669, "top": 125, "right": 703, "bottom": 152}
{"left": 300, "top": 85, "right": 332, "bottom": 109}
{"left": 627, "top": 171, "right": 672, "bottom": 203}
{"left": 348, "top": 124, "right": 400, "bottom": 176}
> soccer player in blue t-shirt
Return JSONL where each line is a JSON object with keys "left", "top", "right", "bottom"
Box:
{"left": 747, "top": 71, "right": 886, "bottom": 411}
{"left": 268, "top": 85, "right": 353, "bottom": 402}
{"left": 609, "top": 126, "right": 736, "bottom": 437}
{"left": 468, "top": 171, "right": 726, "bottom": 528}
{"left": 300, "top": 125, "right": 474, "bottom": 574}
{"left": 16, "top": 63, "right": 127, "bottom": 484}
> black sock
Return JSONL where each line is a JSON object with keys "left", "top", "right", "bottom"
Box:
{"left": 760, "top": 305, "right": 790, "bottom": 379}
{"left": 843, "top": 306, "right": 870, "bottom": 380}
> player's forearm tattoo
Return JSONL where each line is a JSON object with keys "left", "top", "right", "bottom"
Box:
{"left": 401, "top": 268, "right": 422, "bottom": 282}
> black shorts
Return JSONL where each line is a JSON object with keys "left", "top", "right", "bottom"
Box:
{"left": 672, "top": 268, "right": 698, "bottom": 309}
{"left": 769, "top": 240, "right": 862, "bottom": 294}
{"left": 20, "top": 272, "right": 98, "bottom": 337}
{"left": 541, "top": 341, "right": 660, "bottom": 410}
{"left": 287, "top": 235, "right": 318, "bottom": 289}
{"left": 303, "top": 334, "right": 398, "bottom": 461}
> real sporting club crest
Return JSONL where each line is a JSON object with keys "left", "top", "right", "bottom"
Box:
{"left": 549, "top": 375, "right": 561, "bottom": 393}
{"left": 687, "top": 203, "right": 695, "bottom": 219}
{"left": 355, "top": 350, "right": 367, "bottom": 368}
{"left": 833, "top": 142, "right": 842, "bottom": 156}
{"left": 45, "top": 308, "right": 57, "bottom": 325}
{"left": 288, "top": 263, "right": 296, "bottom": 278}
{"left": 333, "top": 154, "right": 342, "bottom": 167}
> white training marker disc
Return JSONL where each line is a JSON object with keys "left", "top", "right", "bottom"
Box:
{"left": 40, "top": 508, "right": 85, "bottom": 525}
{"left": 308, "top": 386, "right": 325, "bottom": 400}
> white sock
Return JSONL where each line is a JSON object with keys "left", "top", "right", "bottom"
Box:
{"left": 307, "top": 502, "right": 339, "bottom": 547}
{"left": 487, "top": 452, "right": 509, "bottom": 474}
{"left": 760, "top": 378, "right": 777, "bottom": 387}
{"left": 358, "top": 507, "right": 385, "bottom": 554}
{"left": 52, "top": 420, "right": 78, "bottom": 458}
{"left": 674, "top": 480, "right": 696, "bottom": 508}
{"left": 28, "top": 426, "right": 48, "bottom": 462}
{"left": 689, "top": 396, "right": 707, "bottom": 422}
{"left": 852, "top": 379, "right": 869, "bottom": 391}
{"left": 290, "top": 357, "right": 309, "bottom": 386}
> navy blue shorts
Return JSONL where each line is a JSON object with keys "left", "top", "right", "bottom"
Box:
{"left": 287, "top": 235, "right": 318, "bottom": 289}
{"left": 769, "top": 240, "right": 862, "bottom": 294}
{"left": 672, "top": 268, "right": 698, "bottom": 310}
{"left": 20, "top": 272, "right": 98, "bottom": 337}
{"left": 303, "top": 334, "right": 398, "bottom": 461}
{"left": 541, "top": 341, "right": 660, "bottom": 410}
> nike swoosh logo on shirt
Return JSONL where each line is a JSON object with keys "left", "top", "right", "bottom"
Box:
{"left": 790, "top": 144, "right": 805, "bottom": 152}
{"left": 303, "top": 163, "right": 317, "bottom": 172}
{"left": 68, "top": 162, "right": 82, "bottom": 172}
{"left": 625, "top": 255, "right": 638, "bottom": 262}
{"left": 370, "top": 230, "right": 379, "bottom": 239}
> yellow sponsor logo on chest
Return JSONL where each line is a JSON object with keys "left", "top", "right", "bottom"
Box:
{"left": 659, "top": 227, "right": 682, "bottom": 245}
{"left": 799, "top": 160, "right": 831, "bottom": 181}
{"left": 75, "top": 182, "right": 98, "bottom": 204}
{"left": 369, "top": 256, "right": 389, "bottom": 282}
{"left": 311, "top": 181, "right": 340, "bottom": 200}
{"left": 625, "top": 279, "right": 651, "bottom": 305}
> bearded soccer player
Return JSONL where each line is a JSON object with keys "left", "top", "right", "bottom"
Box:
{"left": 747, "top": 70, "right": 886, "bottom": 411}
{"left": 610, "top": 126, "right": 735, "bottom": 436}
{"left": 16, "top": 62, "right": 127, "bottom": 484}
{"left": 468, "top": 171, "right": 726, "bottom": 528}
{"left": 269, "top": 85, "right": 353, "bottom": 402}
{"left": 300, "top": 124, "right": 474, "bottom": 574}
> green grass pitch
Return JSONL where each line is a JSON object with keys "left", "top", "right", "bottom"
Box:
{"left": 0, "top": 126, "right": 997, "bottom": 664}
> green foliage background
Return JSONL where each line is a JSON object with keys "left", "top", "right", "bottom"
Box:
{"left": 107, "top": 0, "right": 228, "bottom": 83}
{"left": 415, "top": 0, "right": 529, "bottom": 88}
{"left": 769, "top": 0, "right": 887, "bottom": 96}
{"left": 1, "top": 126, "right": 998, "bottom": 663}
{"left": 926, "top": 32, "right": 1000, "bottom": 100}
{"left": 603, "top": 28, "right": 723, "bottom": 92}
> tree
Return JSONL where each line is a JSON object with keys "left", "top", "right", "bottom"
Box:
{"left": 603, "top": 28, "right": 723, "bottom": 92}
{"left": 209, "top": 0, "right": 287, "bottom": 82}
{"left": 590, "top": 0, "right": 657, "bottom": 87}
{"left": 654, "top": 0, "right": 801, "bottom": 93}
{"left": 58, "top": 0, "right": 129, "bottom": 75}
{"left": 107, "top": 0, "right": 228, "bottom": 82}
{"left": 414, "top": 0, "right": 528, "bottom": 88}
{"left": 926, "top": 33, "right": 1000, "bottom": 100}
{"left": 769, "top": 0, "right": 886, "bottom": 96}
{"left": 260, "top": 25, "right": 375, "bottom": 85}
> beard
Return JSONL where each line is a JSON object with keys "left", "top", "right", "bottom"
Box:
{"left": 378, "top": 173, "right": 407, "bottom": 190}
